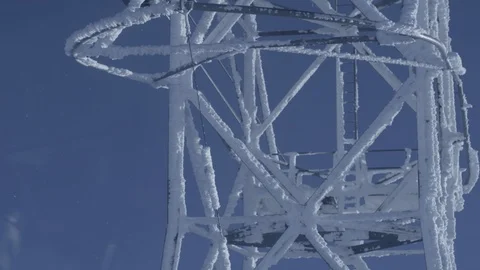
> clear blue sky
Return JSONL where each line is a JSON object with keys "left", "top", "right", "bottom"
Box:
{"left": 0, "top": 1, "right": 479, "bottom": 269}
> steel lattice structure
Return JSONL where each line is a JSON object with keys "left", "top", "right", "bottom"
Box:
{"left": 66, "top": 0, "right": 479, "bottom": 269}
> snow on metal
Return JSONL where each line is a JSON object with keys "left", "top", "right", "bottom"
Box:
{"left": 66, "top": 0, "right": 478, "bottom": 269}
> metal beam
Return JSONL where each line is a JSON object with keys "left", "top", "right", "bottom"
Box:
{"left": 161, "top": 10, "right": 189, "bottom": 270}
{"left": 186, "top": 1, "right": 376, "bottom": 28}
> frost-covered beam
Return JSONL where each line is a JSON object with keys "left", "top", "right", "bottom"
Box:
{"left": 349, "top": 237, "right": 422, "bottom": 256}
{"left": 185, "top": 108, "right": 220, "bottom": 217}
{"left": 438, "top": 2, "right": 472, "bottom": 266}
{"left": 243, "top": 16, "right": 258, "bottom": 144}
{"left": 334, "top": 220, "right": 420, "bottom": 236}
{"left": 187, "top": 1, "right": 375, "bottom": 28}
{"left": 229, "top": 55, "right": 251, "bottom": 137}
{"left": 416, "top": 69, "right": 444, "bottom": 270}
{"left": 242, "top": 17, "right": 261, "bottom": 270}
{"left": 161, "top": 11, "right": 189, "bottom": 270}
{"left": 255, "top": 51, "right": 279, "bottom": 160}
{"left": 312, "top": 0, "right": 403, "bottom": 17}
{"left": 305, "top": 76, "right": 417, "bottom": 213}
{"left": 249, "top": 247, "right": 425, "bottom": 260}
{"left": 317, "top": 210, "right": 419, "bottom": 224}
{"left": 185, "top": 215, "right": 287, "bottom": 226}
{"left": 360, "top": 249, "right": 424, "bottom": 258}
{"left": 229, "top": 56, "right": 275, "bottom": 270}
{"left": 266, "top": 46, "right": 443, "bottom": 70}
{"left": 223, "top": 165, "right": 248, "bottom": 217}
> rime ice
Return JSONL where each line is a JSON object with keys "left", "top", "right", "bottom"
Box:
{"left": 66, "top": 0, "right": 478, "bottom": 269}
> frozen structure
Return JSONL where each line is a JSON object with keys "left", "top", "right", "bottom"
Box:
{"left": 65, "top": 0, "right": 479, "bottom": 269}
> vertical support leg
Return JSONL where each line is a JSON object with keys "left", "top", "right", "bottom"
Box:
{"left": 161, "top": 10, "right": 189, "bottom": 270}
{"left": 416, "top": 69, "right": 444, "bottom": 270}
{"left": 243, "top": 14, "right": 259, "bottom": 270}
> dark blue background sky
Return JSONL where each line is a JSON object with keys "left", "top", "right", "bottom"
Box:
{"left": 0, "top": 1, "right": 479, "bottom": 269}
